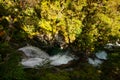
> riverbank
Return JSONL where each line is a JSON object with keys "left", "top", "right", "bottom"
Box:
{"left": 0, "top": 42, "right": 120, "bottom": 80}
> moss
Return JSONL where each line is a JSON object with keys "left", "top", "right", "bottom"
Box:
{"left": 70, "top": 64, "right": 100, "bottom": 80}
{"left": 100, "top": 52, "right": 120, "bottom": 80}
{"left": 40, "top": 70, "right": 70, "bottom": 80}
{"left": 0, "top": 43, "right": 27, "bottom": 80}
{"left": 24, "top": 68, "right": 70, "bottom": 80}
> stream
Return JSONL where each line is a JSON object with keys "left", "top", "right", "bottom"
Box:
{"left": 18, "top": 41, "right": 120, "bottom": 68}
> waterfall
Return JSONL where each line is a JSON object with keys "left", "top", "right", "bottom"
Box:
{"left": 50, "top": 54, "right": 74, "bottom": 66}
{"left": 18, "top": 46, "right": 109, "bottom": 68}
{"left": 18, "top": 46, "right": 49, "bottom": 59}
{"left": 21, "top": 58, "right": 48, "bottom": 68}
{"left": 18, "top": 46, "right": 75, "bottom": 68}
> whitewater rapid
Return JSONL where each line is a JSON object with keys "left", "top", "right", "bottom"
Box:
{"left": 18, "top": 45, "right": 113, "bottom": 68}
{"left": 18, "top": 46, "right": 75, "bottom": 68}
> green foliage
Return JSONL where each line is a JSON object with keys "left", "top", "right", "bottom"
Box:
{"left": 24, "top": 68, "right": 70, "bottom": 80}
{"left": 0, "top": 0, "right": 120, "bottom": 54}
{"left": 100, "top": 52, "right": 120, "bottom": 80}
{"left": 75, "top": 0, "right": 120, "bottom": 53}
{"left": 35, "top": 0, "right": 85, "bottom": 43}
{"left": 24, "top": 64, "right": 101, "bottom": 80}
{"left": 40, "top": 71, "right": 70, "bottom": 80}
{"left": 0, "top": 1, "right": 120, "bottom": 80}
{"left": 71, "top": 64, "right": 100, "bottom": 80}
{"left": 0, "top": 43, "right": 26, "bottom": 80}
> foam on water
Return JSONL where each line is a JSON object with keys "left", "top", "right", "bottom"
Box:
{"left": 95, "top": 51, "right": 107, "bottom": 60}
{"left": 50, "top": 54, "right": 74, "bottom": 66}
{"left": 18, "top": 46, "right": 75, "bottom": 68}
{"left": 19, "top": 46, "right": 108, "bottom": 68}
{"left": 88, "top": 51, "right": 108, "bottom": 67}
{"left": 88, "top": 58, "right": 103, "bottom": 67}
{"left": 21, "top": 58, "right": 47, "bottom": 68}
{"left": 18, "top": 46, "right": 49, "bottom": 59}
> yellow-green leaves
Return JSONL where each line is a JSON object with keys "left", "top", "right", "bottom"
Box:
{"left": 111, "top": 21, "right": 120, "bottom": 37}
{"left": 39, "top": 19, "right": 52, "bottom": 32}
{"left": 22, "top": 25, "right": 38, "bottom": 38}
{"left": 97, "top": 13, "right": 112, "bottom": 25}
{"left": 24, "top": 8, "right": 35, "bottom": 16}
{"left": 66, "top": 19, "right": 82, "bottom": 42}
{"left": 1, "top": 0, "right": 120, "bottom": 52}
{"left": 36, "top": 0, "right": 83, "bottom": 44}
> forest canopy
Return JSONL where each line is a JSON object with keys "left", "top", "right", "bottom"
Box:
{"left": 0, "top": 0, "right": 120, "bottom": 54}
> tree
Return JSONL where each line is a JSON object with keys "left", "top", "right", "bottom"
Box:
{"left": 0, "top": 0, "right": 120, "bottom": 55}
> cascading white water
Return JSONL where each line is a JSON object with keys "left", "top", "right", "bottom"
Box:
{"left": 18, "top": 46, "right": 75, "bottom": 68}
{"left": 95, "top": 51, "right": 107, "bottom": 60}
{"left": 18, "top": 45, "right": 110, "bottom": 68}
{"left": 88, "top": 51, "right": 107, "bottom": 67}
{"left": 21, "top": 58, "right": 48, "bottom": 68}
{"left": 50, "top": 54, "right": 74, "bottom": 66}
{"left": 18, "top": 46, "right": 49, "bottom": 59}
{"left": 88, "top": 58, "right": 103, "bottom": 67}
